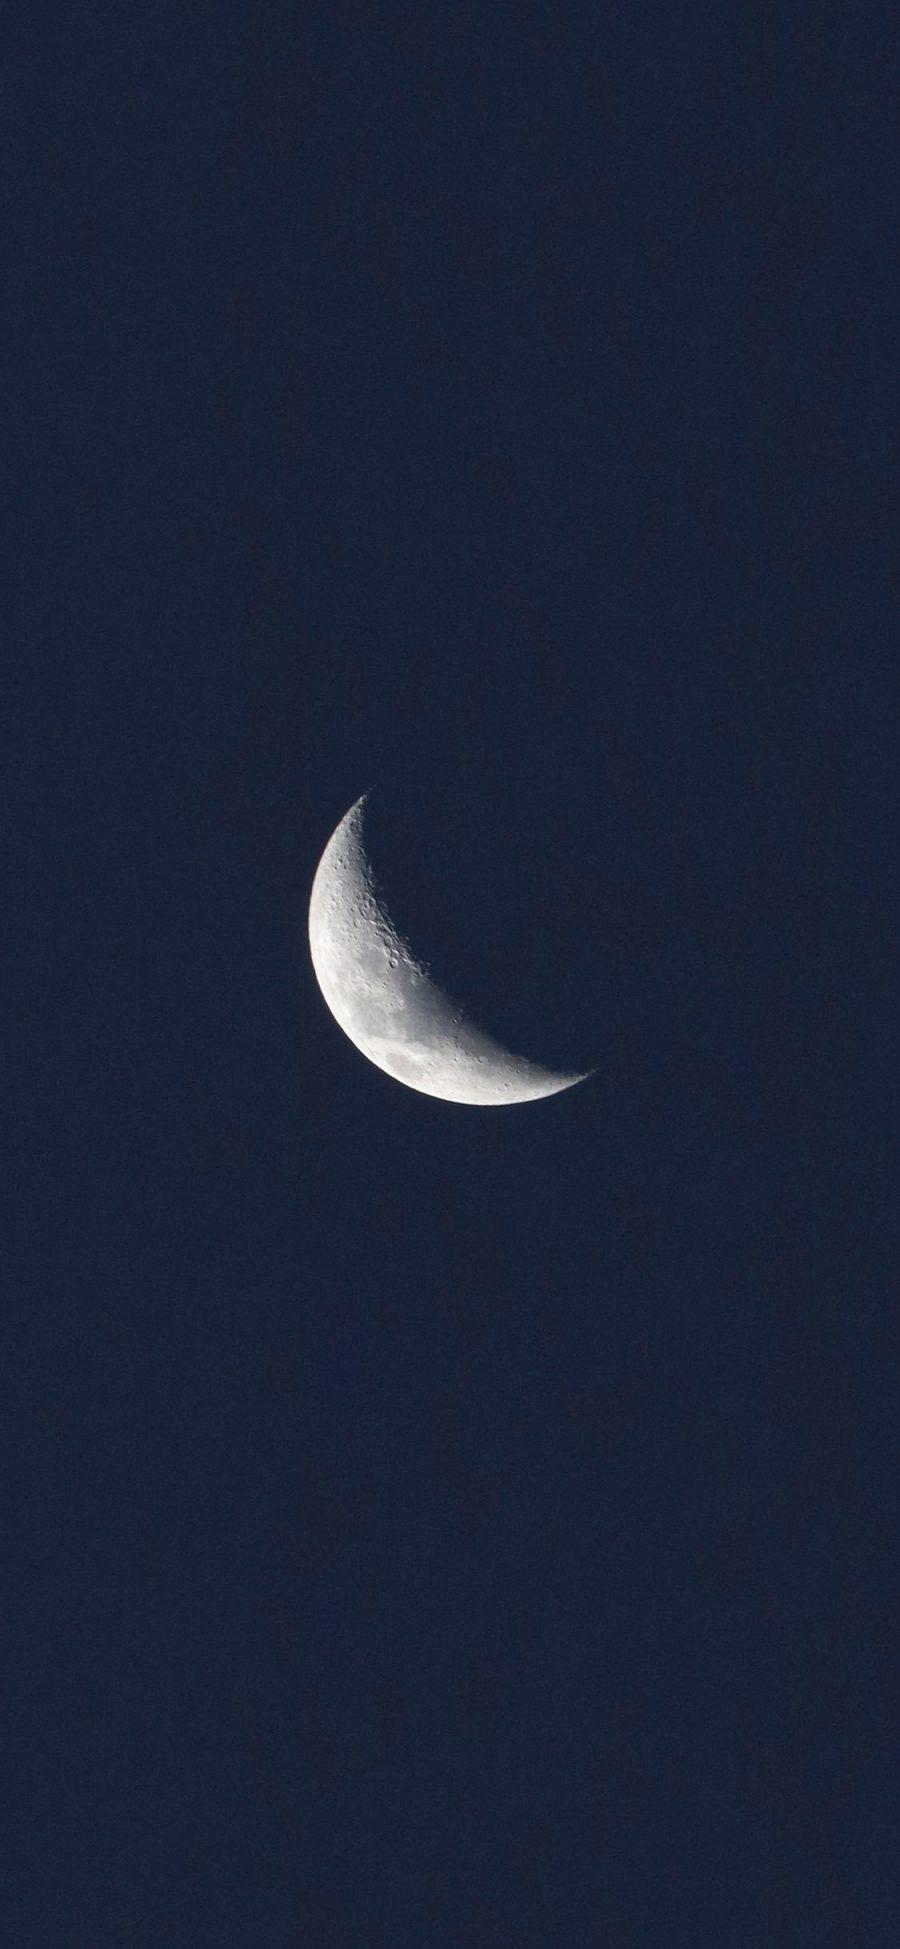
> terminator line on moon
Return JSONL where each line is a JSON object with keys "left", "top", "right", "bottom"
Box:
{"left": 308, "top": 791, "right": 590, "bottom": 1106}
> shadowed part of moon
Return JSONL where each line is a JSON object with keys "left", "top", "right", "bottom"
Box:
{"left": 308, "top": 793, "right": 589, "bottom": 1106}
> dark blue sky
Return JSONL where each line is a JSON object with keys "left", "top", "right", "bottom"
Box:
{"left": 4, "top": 5, "right": 893, "bottom": 1943}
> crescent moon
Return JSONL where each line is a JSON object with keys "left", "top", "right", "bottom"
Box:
{"left": 308, "top": 792, "right": 589, "bottom": 1106}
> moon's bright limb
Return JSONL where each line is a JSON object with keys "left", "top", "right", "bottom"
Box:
{"left": 308, "top": 792, "right": 589, "bottom": 1106}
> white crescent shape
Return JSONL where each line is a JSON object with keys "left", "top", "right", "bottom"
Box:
{"left": 308, "top": 792, "right": 589, "bottom": 1106}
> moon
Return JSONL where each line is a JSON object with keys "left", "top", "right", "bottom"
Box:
{"left": 308, "top": 791, "right": 590, "bottom": 1106}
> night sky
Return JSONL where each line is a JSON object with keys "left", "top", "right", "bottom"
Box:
{"left": 4, "top": 5, "right": 894, "bottom": 1943}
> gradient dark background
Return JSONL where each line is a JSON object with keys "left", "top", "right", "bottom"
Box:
{"left": 3, "top": 4, "right": 894, "bottom": 1943}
